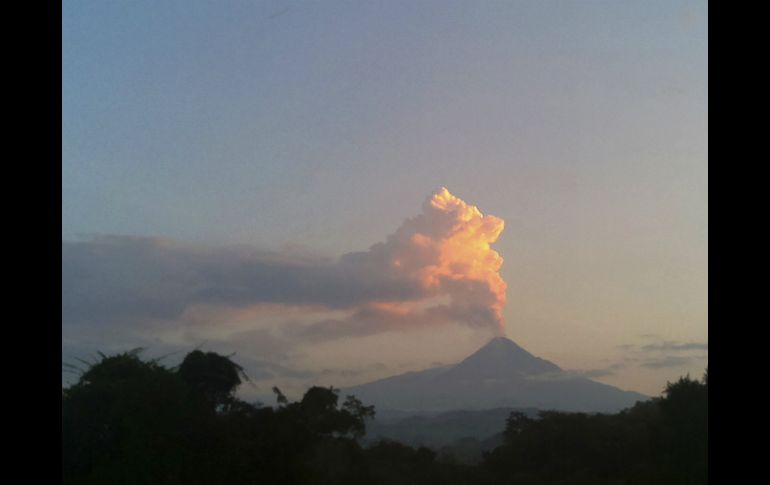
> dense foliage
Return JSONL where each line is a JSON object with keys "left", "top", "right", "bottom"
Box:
{"left": 484, "top": 373, "right": 708, "bottom": 484}
{"left": 62, "top": 350, "right": 707, "bottom": 484}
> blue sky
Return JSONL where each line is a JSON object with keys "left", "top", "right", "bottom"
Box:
{"left": 63, "top": 1, "right": 707, "bottom": 397}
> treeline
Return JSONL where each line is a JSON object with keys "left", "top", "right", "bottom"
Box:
{"left": 62, "top": 350, "right": 707, "bottom": 484}
{"left": 484, "top": 370, "right": 708, "bottom": 484}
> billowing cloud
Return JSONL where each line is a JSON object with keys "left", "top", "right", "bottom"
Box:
{"left": 62, "top": 187, "right": 507, "bottom": 342}
{"left": 356, "top": 186, "right": 507, "bottom": 335}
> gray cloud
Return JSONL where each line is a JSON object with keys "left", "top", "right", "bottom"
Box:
{"left": 288, "top": 301, "right": 499, "bottom": 342}
{"left": 316, "top": 362, "right": 388, "bottom": 379}
{"left": 570, "top": 363, "right": 626, "bottom": 379}
{"left": 616, "top": 338, "right": 708, "bottom": 372}
{"left": 641, "top": 341, "right": 708, "bottom": 352}
{"left": 62, "top": 235, "right": 425, "bottom": 328}
{"left": 617, "top": 340, "right": 708, "bottom": 354}
{"left": 640, "top": 356, "right": 695, "bottom": 369}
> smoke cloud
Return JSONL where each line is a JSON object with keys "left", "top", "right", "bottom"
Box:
{"left": 340, "top": 187, "right": 507, "bottom": 336}
{"left": 62, "top": 187, "right": 507, "bottom": 340}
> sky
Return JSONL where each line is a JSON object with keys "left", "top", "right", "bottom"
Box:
{"left": 62, "top": 0, "right": 707, "bottom": 399}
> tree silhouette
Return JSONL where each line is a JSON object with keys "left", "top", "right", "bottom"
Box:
{"left": 62, "top": 350, "right": 380, "bottom": 485}
{"left": 483, "top": 369, "right": 708, "bottom": 485}
{"left": 178, "top": 350, "right": 247, "bottom": 413}
{"left": 63, "top": 350, "right": 707, "bottom": 485}
{"left": 62, "top": 350, "right": 191, "bottom": 484}
{"left": 657, "top": 374, "right": 708, "bottom": 484}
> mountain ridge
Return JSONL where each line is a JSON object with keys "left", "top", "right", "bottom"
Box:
{"left": 344, "top": 337, "right": 648, "bottom": 414}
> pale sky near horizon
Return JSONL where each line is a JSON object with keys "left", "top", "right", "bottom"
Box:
{"left": 63, "top": 0, "right": 707, "bottom": 399}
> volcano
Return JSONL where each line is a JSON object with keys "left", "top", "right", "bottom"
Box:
{"left": 344, "top": 337, "right": 647, "bottom": 414}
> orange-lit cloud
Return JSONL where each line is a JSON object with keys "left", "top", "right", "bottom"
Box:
{"left": 62, "top": 188, "right": 508, "bottom": 341}
{"left": 347, "top": 187, "right": 507, "bottom": 335}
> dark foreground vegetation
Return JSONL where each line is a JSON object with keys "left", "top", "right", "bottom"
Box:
{"left": 62, "top": 350, "right": 707, "bottom": 485}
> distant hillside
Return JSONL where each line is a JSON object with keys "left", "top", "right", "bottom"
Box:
{"left": 362, "top": 407, "right": 539, "bottom": 449}
{"left": 345, "top": 337, "right": 648, "bottom": 414}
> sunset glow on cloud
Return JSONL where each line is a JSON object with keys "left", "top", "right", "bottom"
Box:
{"left": 61, "top": 188, "right": 508, "bottom": 342}
{"left": 362, "top": 187, "right": 507, "bottom": 335}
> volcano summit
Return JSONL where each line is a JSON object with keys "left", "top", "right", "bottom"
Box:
{"left": 344, "top": 337, "right": 647, "bottom": 414}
